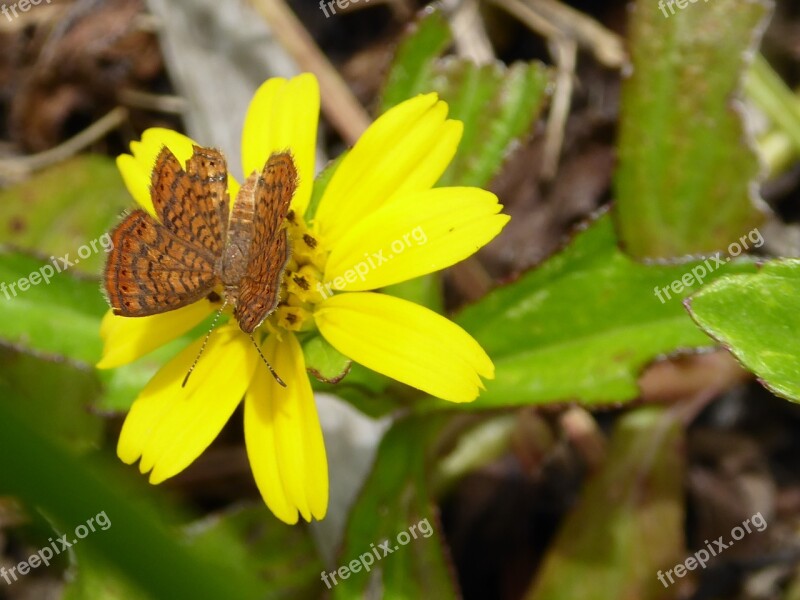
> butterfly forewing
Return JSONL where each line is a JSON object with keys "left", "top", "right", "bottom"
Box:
{"left": 235, "top": 152, "right": 297, "bottom": 333}
{"left": 151, "top": 146, "right": 229, "bottom": 257}
{"left": 104, "top": 146, "right": 231, "bottom": 317}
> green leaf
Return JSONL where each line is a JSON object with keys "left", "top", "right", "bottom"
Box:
{"left": 302, "top": 334, "right": 351, "bottom": 383}
{"left": 525, "top": 407, "right": 684, "bottom": 600}
{"left": 0, "top": 346, "right": 103, "bottom": 451}
{"left": 0, "top": 155, "right": 130, "bottom": 274}
{"left": 454, "top": 213, "right": 758, "bottom": 408}
{"left": 614, "top": 0, "right": 770, "bottom": 258}
{"left": 686, "top": 259, "right": 800, "bottom": 401}
{"left": 0, "top": 249, "right": 107, "bottom": 364}
{"left": 0, "top": 248, "right": 203, "bottom": 413}
{"left": 0, "top": 400, "right": 265, "bottom": 600}
{"left": 333, "top": 416, "right": 458, "bottom": 598}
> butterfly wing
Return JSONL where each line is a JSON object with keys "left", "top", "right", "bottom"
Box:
{"left": 104, "top": 210, "right": 218, "bottom": 316}
{"left": 234, "top": 152, "right": 297, "bottom": 333}
{"left": 103, "top": 145, "right": 229, "bottom": 317}
{"left": 150, "top": 145, "right": 230, "bottom": 257}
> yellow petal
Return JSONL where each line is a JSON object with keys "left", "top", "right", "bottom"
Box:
{"left": 315, "top": 293, "right": 493, "bottom": 402}
{"left": 117, "top": 325, "right": 257, "bottom": 483}
{"left": 135, "top": 127, "right": 196, "bottom": 165}
{"left": 241, "top": 74, "right": 319, "bottom": 216}
{"left": 118, "top": 128, "right": 240, "bottom": 214}
{"left": 314, "top": 94, "right": 462, "bottom": 247}
{"left": 324, "top": 188, "right": 509, "bottom": 291}
{"left": 245, "top": 332, "right": 328, "bottom": 524}
{"left": 116, "top": 153, "right": 155, "bottom": 215}
{"left": 97, "top": 301, "right": 216, "bottom": 369}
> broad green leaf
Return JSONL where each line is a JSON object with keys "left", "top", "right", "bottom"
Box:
{"left": 0, "top": 400, "right": 264, "bottom": 600}
{"left": 333, "top": 416, "right": 458, "bottom": 598}
{"left": 525, "top": 407, "right": 684, "bottom": 600}
{"left": 454, "top": 213, "right": 758, "bottom": 408}
{"left": 0, "top": 155, "right": 130, "bottom": 273}
{"left": 0, "top": 249, "right": 202, "bottom": 413}
{"left": 0, "top": 249, "right": 107, "bottom": 363}
{"left": 302, "top": 334, "right": 351, "bottom": 383}
{"left": 0, "top": 346, "right": 102, "bottom": 451}
{"left": 686, "top": 259, "right": 800, "bottom": 401}
{"left": 614, "top": 0, "right": 770, "bottom": 258}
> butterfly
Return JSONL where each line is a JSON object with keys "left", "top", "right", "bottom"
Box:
{"left": 103, "top": 144, "right": 296, "bottom": 386}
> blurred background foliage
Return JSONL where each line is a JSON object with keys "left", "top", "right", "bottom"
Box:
{"left": 2, "top": 0, "right": 800, "bottom": 598}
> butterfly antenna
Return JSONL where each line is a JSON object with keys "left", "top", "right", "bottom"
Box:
{"left": 182, "top": 301, "right": 227, "bottom": 388}
{"left": 249, "top": 334, "right": 287, "bottom": 387}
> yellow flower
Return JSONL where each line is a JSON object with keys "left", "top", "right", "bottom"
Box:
{"left": 98, "top": 74, "right": 509, "bottom": 524}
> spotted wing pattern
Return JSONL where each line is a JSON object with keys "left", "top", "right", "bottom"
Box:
{"left": 103, "top": 146, "right": 228, "bottom": 317}
{"left": 150, "top": 146, "right": 229, "bottom": 256}
{"left": 235, "top": 152, "right": 297, "bottom": 333}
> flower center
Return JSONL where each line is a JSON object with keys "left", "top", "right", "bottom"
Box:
{"left": 262, "top": 209, "right": 327, "bottom": 335}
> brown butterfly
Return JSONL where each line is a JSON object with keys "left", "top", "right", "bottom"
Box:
{"left": 103, "top": 145, "right": 296, "bottom": 386}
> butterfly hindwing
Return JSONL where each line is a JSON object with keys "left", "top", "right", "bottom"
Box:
{"left": 104, "top": 209, "right": 218, "bottom": 316}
